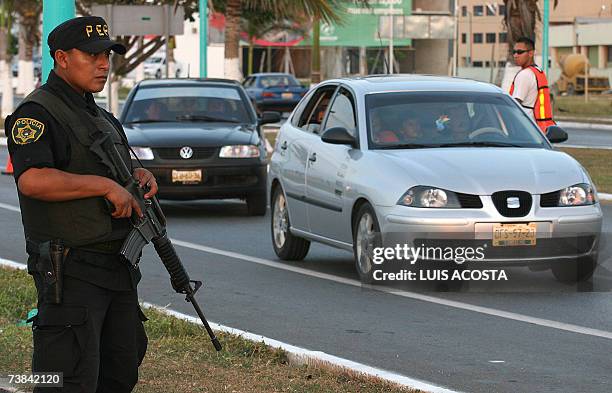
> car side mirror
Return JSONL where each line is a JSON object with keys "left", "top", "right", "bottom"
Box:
{"left": 546, "top": 125, "right": 568, "bottom": 143}
{"left": 321, "top": 127, "right": 357, "bottom": 148}
{"left": 259, "top": 111, "right": 281, "bottom": 125}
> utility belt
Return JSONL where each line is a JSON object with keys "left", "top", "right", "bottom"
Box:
{"left": 26, "top": 238, "right": 125, "bottom": 304}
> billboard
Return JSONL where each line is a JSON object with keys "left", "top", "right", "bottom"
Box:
{"left": 310, "top": 0, "right": 413, "bottom": 47}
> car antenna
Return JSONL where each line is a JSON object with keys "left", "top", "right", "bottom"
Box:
{"left": 377, "top": 31, "right": 390, "bottom": 74}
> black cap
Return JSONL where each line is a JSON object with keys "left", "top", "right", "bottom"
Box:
{"left": 48, "top": 16, "right": 126, "bottom": 58}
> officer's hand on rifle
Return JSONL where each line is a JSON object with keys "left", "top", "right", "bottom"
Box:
{"left": 104, "top": 181, "right": 143, "bottom": 218}
{"left": 133, "top": 168, "right": 158, "bottom": 199}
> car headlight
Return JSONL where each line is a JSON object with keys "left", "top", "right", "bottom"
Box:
{"left": 558, "top": 183, "right": 597, "bottom": 206}
{"left": 130, "top": 147, "right": 154, "bottom": 160}
{"left": 219, "top": 145, "right": 260, "bottom": 158}
{"left": 397, "top": 186, "right": 461, "bottom": 208}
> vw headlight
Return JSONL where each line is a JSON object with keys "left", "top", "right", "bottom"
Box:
{"left": 219, "top": 145, "right": 260, "bottom": 158}
{"left": 558, "top": 183, "right": 596, "bottom": 206}
{"left": 130, "top": 147, "right": 154, "bottom": 160}
{"left": 398, "top": 186, "right": 461, "bottom": 208}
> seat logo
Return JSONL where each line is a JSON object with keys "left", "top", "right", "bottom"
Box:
{"left": 507, "top": 197, "right": 520, "bottom": 209}
{"left": 180, "top": 146, "right": 193, "bottom": 159}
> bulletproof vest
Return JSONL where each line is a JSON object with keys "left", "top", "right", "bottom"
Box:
{"left": 15, "top": 88, "right": 133, "bottom": 247}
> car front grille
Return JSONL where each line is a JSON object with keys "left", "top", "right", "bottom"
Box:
{"left": 540, "top": 191, "right": 561, "bottom": 207}
{"left": 456, "top": 193, "right": 483, "bottom": 208}
{"left": 414, "top": 236, "right": 596, "bottom": 259}
{"left": 491, "top": 190, "right": 532, "bottom": 217}
{"left": 154, "top": 147, "right": 217, "bottom": 160}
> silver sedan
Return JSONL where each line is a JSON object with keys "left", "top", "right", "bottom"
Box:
{"left": 268, "top": 75, "right": 602, "bottom": 284}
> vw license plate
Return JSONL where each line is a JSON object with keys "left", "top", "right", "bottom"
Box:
{"left": 493, "top": 223, "right": 537, "bottom": 246}
{"left": 172, "top": 169, "right": 202, "bottom": 184}
{"left": 281, "top": 92, "right": 293, "bottom": 100}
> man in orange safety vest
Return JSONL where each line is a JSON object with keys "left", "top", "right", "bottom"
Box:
{"left": 509, "top": 36, "right": 556, "bottom": 134}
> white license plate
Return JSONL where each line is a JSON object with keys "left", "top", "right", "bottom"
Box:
{"left": 492, "top": 223, "right": 537, "bottom": 247}
{"left": 172, "top": 169, "right": 202, "bottom": 184}
{"left": 281, "top": 92, "right": 293, "bottom": 100}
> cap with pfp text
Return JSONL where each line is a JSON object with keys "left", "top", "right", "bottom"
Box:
{"left": 48, "top": 16, "right": 126, "bottom": 58}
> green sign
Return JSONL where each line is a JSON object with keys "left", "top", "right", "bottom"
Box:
{"left": 306, "top": 0, "right": 412, "bottom": 47}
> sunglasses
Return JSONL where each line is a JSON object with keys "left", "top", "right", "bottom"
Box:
{"left": 512, "top": 49, "right": 530, "bottom": 55}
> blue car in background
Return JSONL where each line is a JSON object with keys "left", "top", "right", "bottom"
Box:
{"left": 243, "top": 73, "right": 308, "bottom": 113}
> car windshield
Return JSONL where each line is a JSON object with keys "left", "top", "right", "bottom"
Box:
{"left": 123, "top": 85, "right": 253, "bottom": 124}
{"left": 259, "top": 75, "right": 300, "bottom": 88}
{"left": 366, "top": 92, "right": 547, "bottom": 149}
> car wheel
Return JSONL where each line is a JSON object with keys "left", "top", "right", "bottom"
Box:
{"left": 352, "top": 203, "right": 381, "bottom": 284}
{"left": 271, "top": 186, "right": 310, "bottom": 260}
{"left": 155, "top": 69, "right": 162, "bottom": 79}
{"left": 247, "top": 194, "right": 267, "bottom": 216}
{"left": 551, "top": 256, "right": 597, "bottom": 284}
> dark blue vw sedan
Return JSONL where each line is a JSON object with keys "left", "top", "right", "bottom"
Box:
{"left": 242, "top": 73, "right": 308, "bottom": 113}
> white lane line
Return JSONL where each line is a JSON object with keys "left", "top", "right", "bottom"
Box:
{"left": 0, "top": 258, "right": 460, "bottom": 393}
{"left": 560, "top": 144, "right": 612, "bottom": 150}
{"left": 170, "top": 238, "right": 612, "bottom": 341}
{"left": 2, "top": 202, "right": 612, "bottom": 341}
{"left": 0, "top": 202, "right": 20, "bottom": 212}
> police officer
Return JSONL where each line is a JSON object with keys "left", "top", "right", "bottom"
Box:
{"left": 4, "top": 16, "right": 157, "bottom": 392}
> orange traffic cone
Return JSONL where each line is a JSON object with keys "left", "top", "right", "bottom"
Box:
{"left": 2, "top": 155, "right": 13, "bottom": 175}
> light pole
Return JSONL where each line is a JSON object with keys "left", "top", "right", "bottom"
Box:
{"left": 388, "top": 1, "right": 394, "bottom": 73}
{"left": 42, "top": 0, "right": 75, "bottom": 82}
{"left": 199, "top": 0, "right": 207, "bottom": 77}
{"left": 543, "top": 0, "right": 550, "bottom": 76}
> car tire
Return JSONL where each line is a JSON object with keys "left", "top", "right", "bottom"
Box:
{"left": 155, "top": 69, "right": 162, "bottom": 79}
{"left": 551, "top": 256, "right": 597, "bottom": 284}
{"left": 352, "top": 203, "right": 382, "bottom": 284}
{"left": 271, "top": 186, "right": 310, "bottom": 260}
{"left": 247, "top": 194, "right": 267, "bottom": 216}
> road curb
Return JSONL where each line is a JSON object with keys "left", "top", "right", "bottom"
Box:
{"left": 0, "top": 258, "right": 461, "bottom": 393}
{"left": 598, "top": 193, "right": 612, "bottom": 201}
{"left": 557, "top": 121, "right": 612, "bottom": 131}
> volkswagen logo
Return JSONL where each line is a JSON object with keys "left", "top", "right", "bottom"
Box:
{"left": 179, "top": 146, "right": 193, "bottom": 159}
{"left": 507, "top": 197, "right": 520, "bottom": 209}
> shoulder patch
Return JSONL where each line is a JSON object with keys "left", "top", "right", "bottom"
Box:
{"left": 11, "top": 118, "right": 45, "bottom": 145}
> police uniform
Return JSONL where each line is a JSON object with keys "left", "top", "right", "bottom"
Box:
{"left": 4, "top": 17, "right": 147, "bottom": 393}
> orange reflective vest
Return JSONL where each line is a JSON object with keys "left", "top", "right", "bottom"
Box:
{"left": 509, "top": 65, "right": 556, "bottom": 134}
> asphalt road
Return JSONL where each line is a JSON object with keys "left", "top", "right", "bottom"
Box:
{"left": 561, "top": 125, "right": 612, "bottom": 148}
{"left": 1, "top": 145, "right": 612, "bottom": 392}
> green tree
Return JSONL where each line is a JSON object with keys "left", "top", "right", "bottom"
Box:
{"left": 14, "top": 0, "right": 41, "bottom": 94}
{"left": 218, "top": 0, "right": 349, "bottom": 81}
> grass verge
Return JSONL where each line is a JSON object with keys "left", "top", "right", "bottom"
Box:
{"left": 0, "top": 267, "right": 416, "bottom": 393}
{"left": 554, "top": 95, "right": 612, "bottom": 118}
{"left": 558, "top": 147, "right": 612, "bottom": 194}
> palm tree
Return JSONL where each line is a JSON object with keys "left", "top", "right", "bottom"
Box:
{"left": 14, "top": 0, "right": 41, "bottom": 95}
{"left": 220, "top": 0, "right": 348, "bottom": 81}
{"left": 241, "top": 8, "right": 307, "bottom": 76}
{"left": 0, "top": 0, "right": 14, "bottom": 118}
{"left": 503, "top": 0, "right": 558, "bottom": 58}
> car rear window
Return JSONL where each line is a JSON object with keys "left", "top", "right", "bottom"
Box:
{"left": 124, "top": 86, "right": 253, "bottom": 124}
{"left": 259, "top": 75, "right": 300, "bottom": 88}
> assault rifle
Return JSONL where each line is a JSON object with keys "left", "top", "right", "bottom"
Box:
{"left": 90, "top": 130, "right": 222, "bottom": 352}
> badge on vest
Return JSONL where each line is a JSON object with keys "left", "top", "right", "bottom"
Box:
{"left": 11, "top": 118, "right": 45, "bottom": 145}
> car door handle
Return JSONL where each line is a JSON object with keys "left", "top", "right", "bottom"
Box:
{"left": 280, "top": 141, "right": 288, "bottom": 150}
{"left": 308, "top": 152, "right": 317, "bottom": 162}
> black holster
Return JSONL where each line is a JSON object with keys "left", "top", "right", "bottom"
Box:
{"left": 36, "top": 240, "right": 66, "bottom": 304}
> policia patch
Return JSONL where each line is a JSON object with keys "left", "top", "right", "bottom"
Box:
{"left": 11, "top": 118, "right": 45, "bottom": 145}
